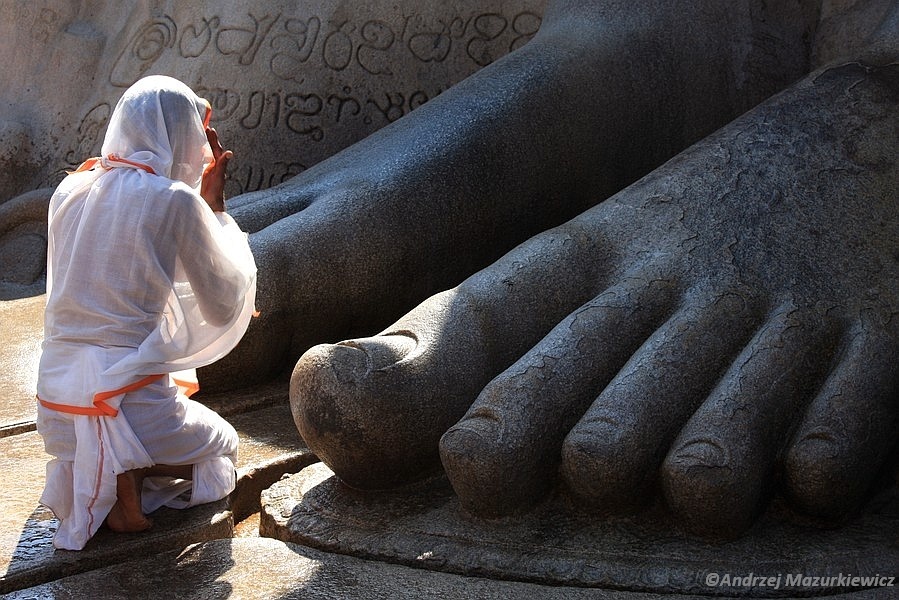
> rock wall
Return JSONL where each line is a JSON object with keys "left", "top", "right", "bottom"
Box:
{"left": 0, "top": 0, "right": 545, "bottom": 298}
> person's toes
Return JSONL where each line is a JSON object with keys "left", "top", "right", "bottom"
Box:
{"left": 661, "top": 304, "right": 839, "bottom": 539}
{"left": 106, "top": 508, "right": 153, "bottom": 533}
{"left": 561, "top": 288, "right": 763, "bottom": 513}
{"left": 440, "top": 272, "right": 678, "bottom": 517}
{"left": 784, "top": 329, "right": 899, "bottom": 519}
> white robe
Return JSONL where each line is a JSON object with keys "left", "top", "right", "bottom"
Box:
{"left": 36, "top": 76, "right": 257, "bottom": 550}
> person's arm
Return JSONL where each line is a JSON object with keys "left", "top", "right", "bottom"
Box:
{"left": 170, "top": 130, "right": 254, "bottom": 327}
{"left": 172, "top": 204, "right": 250, "bottom": 326}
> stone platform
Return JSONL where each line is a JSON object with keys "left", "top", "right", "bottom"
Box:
{"left": 261, "top": 463, "right": 899, "bottom": 599}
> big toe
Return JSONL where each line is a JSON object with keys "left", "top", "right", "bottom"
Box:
{"left": 290, "top": 334, "right": 423, "bottom": 489}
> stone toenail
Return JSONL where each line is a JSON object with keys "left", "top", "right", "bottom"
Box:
{"left": 674, "top": 439, "right": 728, "bottom": 468}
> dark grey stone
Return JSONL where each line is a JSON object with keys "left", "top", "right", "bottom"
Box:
{"left": 262, "top": 463, "right": 899, "bottom": 598}
{"left": 3, "top": 0, "right": 898, "bottom": 593}
{"left": 290, "top": 25, "right": 899, "bottom": 538}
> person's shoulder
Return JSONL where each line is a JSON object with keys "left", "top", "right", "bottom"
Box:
{"left": 52, "top": 169, "right": 97, "bottom": 198}
{"left": 160, "top": 180, "right": 205, "bottom": 214}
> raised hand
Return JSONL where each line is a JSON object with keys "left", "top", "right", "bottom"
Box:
{"left": 200, "top": 127, "right": 233, "bottom": 213}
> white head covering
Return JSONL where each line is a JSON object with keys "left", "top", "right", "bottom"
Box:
{"left": 101, "top": 74, "right": 213, "bottom": 187}
{"left": 37, "top": 75, "right": 256, "bottom": 550}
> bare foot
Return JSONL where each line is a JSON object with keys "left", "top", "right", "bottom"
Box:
{"left": 105, "top": 470, "right": 153, "bottom": 533}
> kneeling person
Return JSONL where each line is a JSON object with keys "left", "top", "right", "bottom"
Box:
{"left": 36, "top": 75, "right": 257, "bottom": 550}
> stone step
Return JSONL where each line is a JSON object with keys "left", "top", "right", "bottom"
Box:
{"left": 0, "top": 399, "right": 316, "bottom": 595}
{"left": 0, "top": 537, "right": 705, "bottom": 600}
{"left": 7, "top": 537, "right": 893, "bottom": 600}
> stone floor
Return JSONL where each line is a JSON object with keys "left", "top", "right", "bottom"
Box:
{"left": 1, "top": 295, "right": 895, "bottom": 599}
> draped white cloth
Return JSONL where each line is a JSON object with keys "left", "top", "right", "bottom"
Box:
{"left": 36, "top": 76, "right": 257, "bottom": 550}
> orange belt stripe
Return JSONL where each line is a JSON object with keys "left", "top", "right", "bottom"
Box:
{"left": 37, "top": 373, "right": 165, "bottom": 417}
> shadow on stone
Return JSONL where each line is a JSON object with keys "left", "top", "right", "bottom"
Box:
{"left": 0, "top": 498, "right": 231, "bottom": 595}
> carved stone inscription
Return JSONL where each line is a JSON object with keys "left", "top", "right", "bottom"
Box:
{"left": 79, "top": 2, "right": 546, "bottom": 196}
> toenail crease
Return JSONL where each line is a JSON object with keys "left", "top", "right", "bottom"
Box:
{"left": 673, "top": 439, "right": 729, "bottom": 468}
{"left": 797, "top": 428, "right": 840, "bottom": 458}
{"left": 468, "top": 406, "right": 503, "bottom": 425}
{"left": 329, "top": 343, "right": 370, "bottom": 383}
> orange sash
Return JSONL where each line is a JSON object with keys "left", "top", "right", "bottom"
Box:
{"left": 37, "top": 374, "right": 165, "bottom": 417}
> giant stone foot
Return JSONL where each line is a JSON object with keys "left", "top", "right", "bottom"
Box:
{"left": 292, "top": 51, "right": 899, "bottom": 538}
{"left": 0, "top": 0, "right": 833, "bottom": 390}
{"left": 210, "top": 0, "right": 821, "bottom": 389}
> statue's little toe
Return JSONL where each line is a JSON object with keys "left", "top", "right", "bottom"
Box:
{"left": 784, "top": 333, "right": 899, "bottom": 518}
